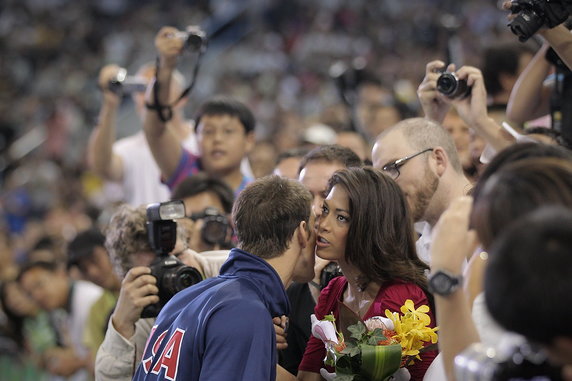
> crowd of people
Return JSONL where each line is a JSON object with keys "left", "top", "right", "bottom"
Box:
{"left": 2, "top": 0, "right": 572, "bottom": 380}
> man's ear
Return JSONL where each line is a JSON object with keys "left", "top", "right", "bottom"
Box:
{"left": 432, "top": 147, "right": 448, "bottom": 177}
{"left": 296, "top": 220, "right": 309, "bottom": 249}
{"left": 244, "top": 131, "right": 256, "bottom": 154}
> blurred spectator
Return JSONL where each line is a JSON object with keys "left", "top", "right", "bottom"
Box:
{"left": 481, "top": 42, "right": 534, "bottom": 124}
{"left": 170, "top": 173, "right": 235, "bottom": 252}
{"left": 87, "top": 63, "right": 197, "bottom": 206}
{"left": 67, "top": 229, "right": 121, "bottom": 364}
{"left": 248, "top": 140, "right": 279, "bottom": 178}
{"left": 18, "top": 261, "right": 102, "bottom": 380}
{"left": 273, "top": 147, "right": 310, "bottom": 180}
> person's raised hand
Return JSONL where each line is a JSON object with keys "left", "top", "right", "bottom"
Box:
{"left": 417, "top": 60, "right": 454, "bottom": 123}
{"left": 154, "top": 26, "right": 185, "bottom": 68}
{"left": 111, "top": 266, "right": 159, "bottom": 339}
{"left": 98, "top": 64, "right": 122, "bottom": 106}
{"left": 449, "top": 66, "right": 489, "bottom": 130}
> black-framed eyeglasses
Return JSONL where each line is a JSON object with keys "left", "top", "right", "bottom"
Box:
{"left": 382, "top": 148, "right": 434, "bottom": 180}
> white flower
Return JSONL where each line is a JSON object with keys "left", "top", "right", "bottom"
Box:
{"left": 364, "top": 316, "right": 394, "bottom": 331}
{"left": 311, "top": 314, "right": 339, "bottom": 344}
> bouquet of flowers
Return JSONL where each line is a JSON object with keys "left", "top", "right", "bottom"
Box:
{"left": 311, "top": 299, "right": 438, "bottom": 381}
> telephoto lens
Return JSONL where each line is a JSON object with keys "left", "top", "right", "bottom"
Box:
{"left": 436, "top": 72, "right": 471, "bottom": 99}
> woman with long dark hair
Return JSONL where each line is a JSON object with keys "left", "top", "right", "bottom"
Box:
{"left": 297, "top": 166, "right": 437, "bottom": 381}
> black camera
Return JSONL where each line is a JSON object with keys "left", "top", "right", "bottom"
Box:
{"left": 189, "top": 207, "right": 230, "bottom": 247}
{"left": 141, "top": 200, "right": 203, "bottom": 318}
{"left": 320, "top": 262, "right": 343, "bottom": 290}
{"left": 508, "top": 0, "right": 571, "bottom": 42}
{"left": 437, "top": 71, "right": 471, "bottom": 99}
{"left": 108, "top": 68, "right": 148, "bottom": 95}
{"left": 455, "top": 342, "right": 563, "bottom": 380}
{"left": 175, "top": 26, "right": 208, "bottom": 53}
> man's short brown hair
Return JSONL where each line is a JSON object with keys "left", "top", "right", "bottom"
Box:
{"left": 232, "top": 176, "right": 312, "bottom": 259}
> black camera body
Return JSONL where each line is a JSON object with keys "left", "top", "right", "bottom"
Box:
{"left": 508, "top": 0, "right": 571, "bottom": 42}
{"left": 437, "top": 71, "right": 471, "bottom": 99}
{"left": 190, "top": 207, "right": 230, "bottom": 247}
{"left": 455, "top": 342, "right": 563, "bottom": 381}
{"left": 141, "top": 201, "right": 203, "bottom": 318}
{"left": 320, "top": 262, "right": 343, "bottom": 290}
{"left": 108, "top": 68, "right": 147, "bottom": 95}
{"left": 176, "top": 27, "right": 208, "bottom": 53}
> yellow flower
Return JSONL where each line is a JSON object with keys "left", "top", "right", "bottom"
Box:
{"left": 384, "top": 300, "right": 439, "bottom": 360}
{"left": 400, "top": 299, "right": 431, "bottom": 326}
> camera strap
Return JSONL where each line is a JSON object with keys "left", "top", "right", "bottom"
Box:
{"left": 146, "top": 48, "right": 205, "bottom": 123}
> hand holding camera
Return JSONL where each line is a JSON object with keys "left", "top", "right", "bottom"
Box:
{"left": 445, "top": 66, "right": 490, "bottom": 129}
{"left": 111, "top": 266, "right": 159, "bottom": 339}
{"left": 417, "top": 60, "right": 455, "bottom": 123}
{"left": 505, "top": 0, "right": 571, "bottom": 42}
{"left": 154, "top": 25, "right": 208, "bottom": 68}
{"left": 98, "top": 64, "right": 122, "bottom": 106}
{"left": 141, "top": 200, "right": 203, "bottom": 318}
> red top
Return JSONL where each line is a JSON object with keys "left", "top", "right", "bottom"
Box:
{"left": 298, "top": 276, "right": 437, "bottom": 380}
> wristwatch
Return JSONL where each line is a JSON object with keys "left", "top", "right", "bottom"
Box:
{"left": 428, "top": 269, "right": 463, "bottom": 296}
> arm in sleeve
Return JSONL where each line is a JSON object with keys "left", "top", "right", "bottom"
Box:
{"left": 95, "top": 317, "right": 153, "bottom": 381}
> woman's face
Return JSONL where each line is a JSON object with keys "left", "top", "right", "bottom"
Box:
{"left": 315, "top": 185, "right": 350, "bottom": 262}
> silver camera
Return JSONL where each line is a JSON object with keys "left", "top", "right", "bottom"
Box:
{"left": 108, "top": 68, "right": 148, "bottom": 95}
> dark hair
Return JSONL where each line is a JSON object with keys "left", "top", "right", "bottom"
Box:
{"left": 67, "top": 229, "right": 106, "bottom": 269}
{"left": 16, "top": 261, "right": 59, "bottom": 283}
{"left": 194, "top": 96, "right": 255, "bottom": 134}
{"left": 485, "top": 206, "right": 572, "bottom": 344}
{"left": 233, "top": 175, "right": 312, "bottom": 259}
{"left": 524, "top": 126, "right": 572, "bottom": 150}
{"left": 472, "top": 157, "right": 572, "bottom": 249}
{"left": 276, "top": 147, "right": 311, "bottom": 166}
{"left": 327, "top": 167, "right": 429, "bottom": 289}
{"left": 482, "top": 42, "right": 533, "bottom": 96}
{"left": 170, "top": 172, "right": 235, "bottom": 214}
{"left": 298, "top": 144, "right": 362, "bottom": 174}
{"left": 471, "top": 142, "right": 572, "bottom": 199}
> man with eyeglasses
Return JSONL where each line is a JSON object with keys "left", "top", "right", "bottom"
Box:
{"left": 372, "top": 117, "right": 472, "bottom": 264}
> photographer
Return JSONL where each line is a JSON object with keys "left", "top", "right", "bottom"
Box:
{"left": 95, "top": 204, "right": 229, "bottom": 381}
{"left": 170, "top": 172, "right": 235, "bottom": 253}
{"left": 144, "top": 26, "right": 255, "bottom": 196}
{"left": 87, "top": 62, "right": 197, "bottom": 206}
{"left": 418, "top": 60, "right": 514, "bottom": 155}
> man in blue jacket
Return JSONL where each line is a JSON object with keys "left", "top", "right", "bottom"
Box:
{"left": 133, "top": 175, "right": 315, "bottom": 380}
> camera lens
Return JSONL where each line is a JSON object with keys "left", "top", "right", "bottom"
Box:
{"left": 186, "top": 33, "right": 205, "bottom": 51}
{"left": 176, "top": 267, "right": 202, "bottom": 290}
{"left": 508, "top": 10, "right": 544, "bottom": 42}
{"left": 437, "top": 72, "right": 471, "bottom": 99}
{"left": 202, "top": 217, "right": 228, "bottom": 246}
{"left": 162, "top": 265, "right": 202, "bottom": 295}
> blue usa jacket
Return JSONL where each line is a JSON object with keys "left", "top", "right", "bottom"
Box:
{"left": 132, "top": 248, "right": 290, "bottom": 381}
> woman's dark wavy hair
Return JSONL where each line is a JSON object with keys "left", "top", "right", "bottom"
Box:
{"left": 327, "top": 166, "right": 429, "bottom": 290}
